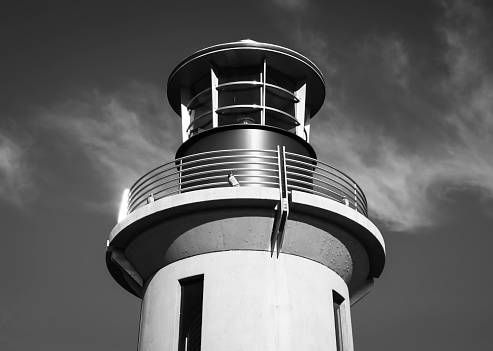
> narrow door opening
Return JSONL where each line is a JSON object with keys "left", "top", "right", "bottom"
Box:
{"left": 179, "top": 275, "right": 204, "bottom": 351}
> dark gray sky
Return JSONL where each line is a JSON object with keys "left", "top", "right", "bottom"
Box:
{"left": 1, "top": 0, "right": 493, "bottom": 350}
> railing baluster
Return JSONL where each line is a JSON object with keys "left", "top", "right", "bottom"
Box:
{"left": 354, "top": 183, "right": 358, "bottom": 212}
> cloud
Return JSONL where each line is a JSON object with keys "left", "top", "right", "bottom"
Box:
{"left": 0, "top": 130, "right": 32, "bottom": 206}
{"left": 40, "top": 82, "right": 181, "bottom": 212}
{"left": 312, "top": 108, "right": 429, "bottom": 230}
{"left": 270, "top": 0, "right": 309, "bottom": 11}
{"left": 436, "top": 0, "right": 493, "bottom": 203}
{"left": 292, "top": 27, "right": 338, "bottom": 78}
{"left": 361, "top": 34, "right": 410, "bottom": 89}
{"left": 285, "top": 1, "right": 493, "bottom": 231}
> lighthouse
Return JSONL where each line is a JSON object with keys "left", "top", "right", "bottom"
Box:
{"left": 106, "top": 40, "right": 385, "bottom": 351}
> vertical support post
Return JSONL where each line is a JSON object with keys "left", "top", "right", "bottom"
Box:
{"left": 261, "top": 58, "right": 267, "bottom": 125}
{"left": 277, "top": 145, "right": 284, "bottom": 199}
{"left": 277, "top": 146, "right": 290, "bottom": 253}
{"left": 304, "top": 108, "right": 311, "bottom": 142}
{"left": 180, "top": 87, "right": 191, "bottom": 142}
{"left": 211, "top": 66, "right": 219, "bottom": 128}
{"left": 295, "top": 83, "right": 307, "bottom": 139}
{"left": 271, "top": 146, "right": 290, "bottom": 256}
{"left": 271, "top": 146, "right": 281, "bottom": 253}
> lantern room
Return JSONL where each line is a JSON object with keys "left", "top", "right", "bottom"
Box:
{"left": 167, "top": 39, "right": 326, "bottom": 142}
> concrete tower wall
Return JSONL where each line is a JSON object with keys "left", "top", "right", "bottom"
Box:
{"left": 109, "top": 187, "right": 384, "bottom": 350}
{"left": 139, "top": 251, "right": 353, "bottom": 351}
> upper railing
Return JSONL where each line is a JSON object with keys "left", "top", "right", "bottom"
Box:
{"left": 126, "top": 149, "right": 368, "bottom": 217}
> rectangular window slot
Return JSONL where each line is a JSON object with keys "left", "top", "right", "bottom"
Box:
{"left": 333, "top": 291, "right": 345, "bottom": 351}
{"left": 179, "top": 275, "right": 204, "bottom": 351}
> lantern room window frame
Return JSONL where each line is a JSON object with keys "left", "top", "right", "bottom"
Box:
{"left": 180, "top": 58, "right": 309, "bottom": 142}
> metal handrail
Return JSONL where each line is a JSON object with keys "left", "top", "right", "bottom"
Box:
{"left": 128, "top": 149, "right": 279, "bottom": 212}
{"left": 186, "top": 110, "right": 213, "bottom": 133}
{"left": 214, "top": 80, "right": 299, "bottom": 103}
{"left": 216, "top": 81, "right": 263, "bottom": 91}
{"left": 215, "top": 104, "right": 263, "bottom": 114}
{"left": 215, "top": 105, "right": 299, "bottom": 125}
{"left": 265, "top": 83, "right": 300, "bottom": 102}
{"left": 187, "top": 87, "right": 212, "bottom": 110}
{"left": 284, "top": 160, "right": 367, "bottom": 208}
{"left": 263, "top": 106, "right": 299, "bottom": 125}
{"left": 129, "top": 148, "right": 275, "bottom": 195}
{"left": 187, "top": 104, "right": 300, "bottom": 136}
{"left": 285, "top": 152, "right": 368, "bottom": 207}
{"left": 128, "top": 161, "right": 278, "bottom": 211}
{"left": 126, "top": 148, "right": 368, "bottom": 217}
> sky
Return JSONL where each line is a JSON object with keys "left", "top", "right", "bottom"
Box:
{"left": 1, "top": 0, "right": 493, "bottom": 350}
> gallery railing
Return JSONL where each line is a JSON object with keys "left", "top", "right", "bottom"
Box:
{"left": 126, "top": 148, "right": 368, "bottom": 217}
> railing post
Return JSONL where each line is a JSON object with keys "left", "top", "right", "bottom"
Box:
{"left": 295, "top": 83, "right": 307, "bottom": 139}
{"left": 281, "top": 147, "right": 288, "bottom": 200}
{"left": 354, "top": 183, "right": 358, "bottom": 212}
{"left": 211, "top": 66, "right": 219, "bottom": 128}
{"left": 180, "top": 87, "right": 191, "bottom": 142}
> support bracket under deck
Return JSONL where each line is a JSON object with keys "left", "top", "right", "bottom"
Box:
{"left": 271, "top": 146, "right": 290, "bottom": 257}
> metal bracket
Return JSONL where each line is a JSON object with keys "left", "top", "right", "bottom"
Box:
{"left": 271, "top": 146, "right": 290, "bottom": 257}
{"left": 110, "top": 248, "right": 144, "bottom": 288}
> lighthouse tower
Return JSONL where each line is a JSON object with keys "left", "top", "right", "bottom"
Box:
{"left": 106, "top": 40, "right": 385, "bottom": 351}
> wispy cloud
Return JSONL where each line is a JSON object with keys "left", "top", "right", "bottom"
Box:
{"left": 437, "top": 0, "right": 493, "bottom": 207}
{"left": 292, "top": 27, "right": 338, "bottom": 78}
{"left": 0, "top": 130, "right": 32, "bottom": 206}
{"left": 359, "top": 34, "right": 410, "bottom": 89}
{"left": 282, "top": 1, "right": 493, "bottom": 231}
{"left": 40, "top": 82, "right": 181, "bottom": 212}
{"left": 270, "top": 0, "right": 309, "bottom": 11}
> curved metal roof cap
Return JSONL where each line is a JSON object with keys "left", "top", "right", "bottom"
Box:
{"left": 167, "top": 40, "right": 326, "bottom": 118}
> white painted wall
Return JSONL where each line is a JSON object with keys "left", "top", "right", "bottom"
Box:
{"left": 138, "top": 250, "right": 353, "bottom": 351}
